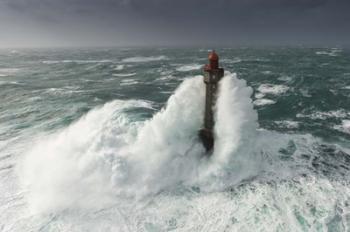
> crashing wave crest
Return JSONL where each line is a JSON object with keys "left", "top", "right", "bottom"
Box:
{"left": 19, "top": 72, "right": 259, "bottom": 213}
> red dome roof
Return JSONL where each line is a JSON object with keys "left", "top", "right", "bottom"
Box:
{"left": 208, "top": 50, "right": 219, "bottom": 61}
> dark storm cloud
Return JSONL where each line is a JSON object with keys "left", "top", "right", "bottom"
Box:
{"left": 0, "top": 0, "right": 349, "bottom": 47}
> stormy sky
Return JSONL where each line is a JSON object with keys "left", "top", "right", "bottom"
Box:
{"left": 0, "top": 0, "right": 349, "bottom": 47}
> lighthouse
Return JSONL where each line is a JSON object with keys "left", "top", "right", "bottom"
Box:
{"left": 199, "top": 50, "right": 224, "bottom": 151}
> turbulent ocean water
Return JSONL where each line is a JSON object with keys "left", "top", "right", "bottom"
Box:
{"left": 1, "top": 47, "right": 350, "bottom": 231}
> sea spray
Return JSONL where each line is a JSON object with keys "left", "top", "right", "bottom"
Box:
{"left": 19, "top": 72, "right": 260, "bottom": 213}
{"left": 197, "top": 72, "right": 260, "bottom": 190}
{"left": 122, "top": 76, "right": 206, "bottom": 195}
{"left": 19, "top": 100, "right": 149, "bottom": 212}
{"left": 214, "top": 72, "right": 258, "bottom": 164}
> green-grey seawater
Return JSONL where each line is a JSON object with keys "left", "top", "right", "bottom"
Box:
{"left": 1, "top": 47, "right": 350, "bottom": 231}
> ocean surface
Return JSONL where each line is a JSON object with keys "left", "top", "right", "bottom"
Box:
{"left": 0, "top": 47, "right": 350, "bottom": 231}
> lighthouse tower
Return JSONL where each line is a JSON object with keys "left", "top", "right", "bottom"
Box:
{"left": 199, "top": 50, "right": 224, "bottom": 151}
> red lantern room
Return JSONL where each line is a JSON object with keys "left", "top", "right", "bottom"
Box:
{"left": 205, "top": 50, "right": 219, "bottom": 71}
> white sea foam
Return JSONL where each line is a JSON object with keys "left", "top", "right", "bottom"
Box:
{"left": 277, "top": 75, "right": 293, "bottom": 82}
{"left": 19, "top": 72, "right": 260, "bottom": 213}
{"left": 0, "top": 68, "right": 20, "bottom": 76}
{"left": 257, "top": 84, "right": 289, "bottom": 95}
{"left": 261, "top": 70, "right": 272, "bottom": 75}
{"left": 275, "top": 120, "right": 299, "bottom": 129}
{"left": 231, "top": 58, "right": 243, "bottom": 64}
{"left": 114, "top": 65, "right": 124, "bottom": 70}
{"left": 297, "top": 110, "right": 349, "bottom": 120}
{"left": 42, "top": 60, "right": 113, "bottom": 64}
{"left": 19, "top": 100, "right": 152, "bottom": 212}
{"left": 315, "top": 48, "right": 341, "bottom": 57}
{"left": 254, "top": 98, "right": 276, "bottom": 106}
{"left": 155, "top": 75, "right": 177, "bottom": 82}
{"left": 176, "top": 64, "right": 202, "bottom": 72}
{"left": 44, "top": 86, "right": 83, "bottom": 96}
{"left": 0, "top": 68, "right": 20, "bottom": 73}
{"left": 211, "top": 74, "right": 259, "bottom": 179}
{"left": 342, "top": 120, "right": 350, "bottom": 134}
{"left": 122, "top": 56, "right": 168, "bottom": 63}
{"left": 159, "top": 69, "right": 173, "bottom": 76}
{"left": 255, "top": 92, "right": 265, "bottom": 99}
{"left": 112, "top": 73, "right": 137, "bottom": 77}
{"left": 219, "top": 58, "right": 242, "bottom": 64}
{"left": 120, "top": 79, "right": 139, "bottom": 85}
{"left": 334, "top": 120, "right": 350, "bottom": 134}
{"left": 0, "top": 81, "right": 20, "bottom": 86}
{"left": 300, "top": 88, "right": 312, "bottom": 97}
{"left": 316, "top": 51, "right": 332, "bottom": 56}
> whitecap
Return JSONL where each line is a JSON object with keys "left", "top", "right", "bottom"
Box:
{"left": 316, "top": 51, "right": 331, "bottom": 55}
{"left": 232, "top": 58, "right": 242, "bottom": 64}
{"left": 278, "top": 75, "right": 293, "bottom": 82}
{"left": 254, "top": 93, "right": 265, "bottom": 99}
{"left": 159, "top": 70, "right": 173, "bottom": 76}
{"left": 0, "top": 81, "right": 20, "bottom": 86}
{"left": 120, "top": 79, "right": 139, "bottom": 85}
{"left": 121, "top": 56, "right": 168, "bottom": 63}
{"left": 257, "top": 84, "right": 289, "bottom": 95}
{"left": 300, "top": 89, "right": 312, "bottom": 97}
{"left": 254, "top": 98, "right": 276, "bottom": 106}
{"left": 274, "top": 120, "right": 299, "bottom": 129}
{"left": 315, "top": 49, "right": 341, "bottom": 57}
{"left": 42, "top": 60, "right": 113, "bottom": 64}
{"left": 297, "top": 110, "right": 349, "bottom": 120}
{"left": 155, "top": 75, "right": 177, "bottom": 82}
{"left": 220, "top": 58, "right": 242, "bottom": 64}
{"left": 0, "top": 68, "right": 20, "bottom": 76}
{"left": 112, "top": 73, "right": 137, "bottom": 77}
{"left": 114, "top": 65, "right": 124, "bottom": 70}
{"left": 340, "top": 120, "right": 350, "bottom": 134}
{"left": 176, "top": 64, "right": 202, "bottom": 72}
{"left": 44, "top": 87, "right": 83, "bottom": 96}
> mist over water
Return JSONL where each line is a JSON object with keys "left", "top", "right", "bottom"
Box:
{"left": 1, "top": 48, "right": 350, "bottom": 231}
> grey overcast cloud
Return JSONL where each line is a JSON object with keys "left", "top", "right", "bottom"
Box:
{"left": 0, "top": 0, "right": 349, "bottom": 47}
